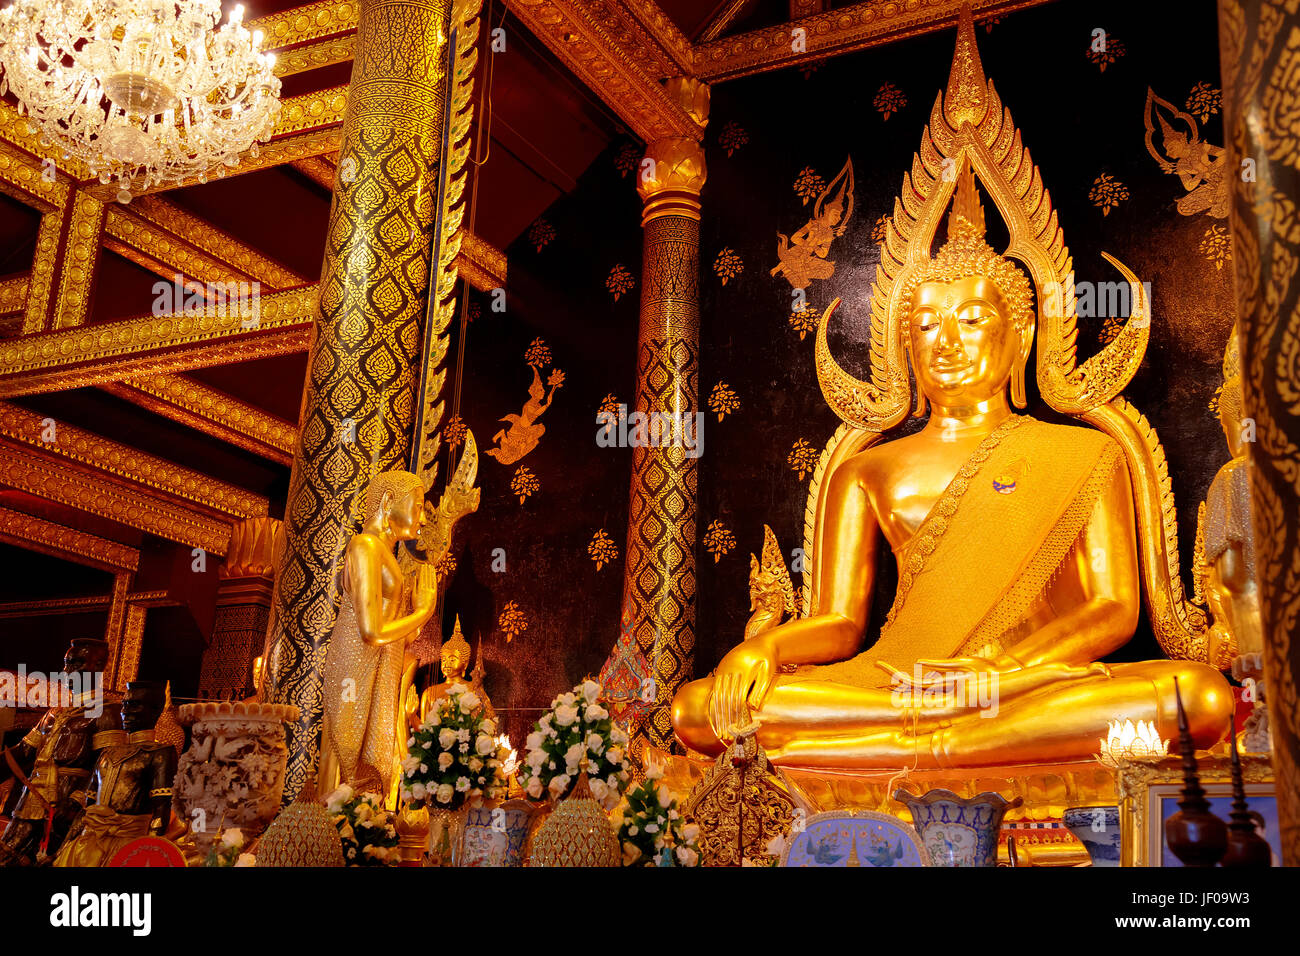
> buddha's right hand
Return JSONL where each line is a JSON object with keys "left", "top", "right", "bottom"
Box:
{"left": 411, "top": 564, "right": 437, "bottom": 616}
{"left": 708, "top": 636, "right": 779, "bottom": 741}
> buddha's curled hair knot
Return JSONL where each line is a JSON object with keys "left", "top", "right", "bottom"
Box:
{"left": 899, "top": 215, "right": 1035, "bottom": 335}
{"left": 365, "top": 470, "right": 425, "bottom": 521}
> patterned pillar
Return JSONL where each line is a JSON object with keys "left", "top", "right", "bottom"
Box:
{"left": 200, "top": 518, "right": 282, "bottom": 698}
{"left": 267, "top": 0, "right": 452, "bottom": 799}
{"left": 1217, "top": 0, "right": 1300, "bottom": 866}
{"left": 620, "top": 80, "right": 709, "bottom": 749}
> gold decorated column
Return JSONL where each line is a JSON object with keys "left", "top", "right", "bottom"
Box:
{"left": 267, "top": 0, "right": 453, "bottom": 798}
{"left": 1218, "top": 0, "right": 1300, "bottom": 865}
{"left": 621, "top": 80, "right": 709, "bottom": 749}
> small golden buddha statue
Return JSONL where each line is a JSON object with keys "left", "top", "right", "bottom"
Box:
{"left": 415, "top": 616, "right": 495, "bottom": 726}
{"left": 672, "top": 12, "right": 1233, "bottom": 768}
{"left": 1196, "top": 327, "right": 1261, "bottom": 671}
{"left": 54, "top": 681, "right": 177, "bottom": 867}
{"left": 319, "top": 470, "right": 438, "bottom": 797}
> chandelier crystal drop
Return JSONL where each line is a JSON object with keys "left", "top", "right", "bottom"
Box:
{"left": 0, "top": 0, "right": 282, "bottom": 203}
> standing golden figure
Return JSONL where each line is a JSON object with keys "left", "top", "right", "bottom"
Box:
{"left": 318, "top": 471, "right": 438, "bottom": 797}
{"left": 673, "top": 9, "right": 1233, "bottom": 769}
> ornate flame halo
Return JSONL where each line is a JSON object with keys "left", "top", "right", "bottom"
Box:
{"left": 0, "top": 0, "right": 282, "bottom": 202}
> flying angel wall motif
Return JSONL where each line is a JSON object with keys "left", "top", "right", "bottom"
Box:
{"left": 771, "top": 156, "right": 855, "bottom": 290}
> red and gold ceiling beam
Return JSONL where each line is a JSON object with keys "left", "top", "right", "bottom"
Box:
{"left": 0, "top": 505, "right": 140, "bottom": 573}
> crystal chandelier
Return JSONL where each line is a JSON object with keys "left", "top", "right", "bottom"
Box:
{"left": 0, "top": 0, "right": 281, "bottom": 202}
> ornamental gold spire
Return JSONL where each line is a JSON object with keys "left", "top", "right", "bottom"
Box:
{"left": 943, "top": 4, "right": 988, "bottom": 128}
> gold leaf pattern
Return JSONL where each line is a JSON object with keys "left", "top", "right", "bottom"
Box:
{"left": 442, "top": 413, "right": 467, "bottom": 449}
{"left": 709, "top": 381, "right": 740, "bottom": 421}
{"left": 789, "top": 306, "right": 818, "bottom": 340}
{"left": 498, "top": 600, "right": 528, "bottom": 643}
{"left": 528, "top": 218, "right": 556, "bottom": 252}
{"left": 588, "top": 529, "right": 619, "bottom": 570}
{"left": 871, "top": 213, "right": 890, "bottom": 244}
{"left": 873, "top": 82, "right": 907, "bottom": 120}
{"left": 703, "top": 520, "right": 736, "bottom": 563}
{"left": 1087, "top": 33, "right": 1126, "bottom": 71}
{"left": 1201, "top": 223, "right": 1232, "bottom": 269}
{"left": 524, "top": 337, "right": 551, "bottom": 368}
{"left": 615, "top": 142, "right": 641, "bottom": 178}
{"left": 713, "top": 247, "right": 744, "bottom": 284}
{"left": 718, "top": 121, "right": 748, "bottom": 158}
{"left": 1185, "top": 81, "right": 1223, "bottom": 122}
{"left": 788, "top": 438, "right": 819, "bottom": 480}
{"left": 510, "top": 465, "right": 539, "bottom": 505}
{"left": 606, "top": 263, "right": 635, "bottom": 301}
{"left": 1089, "top": 173, "right": 1130, "bottom": 216}
{"left": 793, "top": 166, "right": 825, "bottom": 204}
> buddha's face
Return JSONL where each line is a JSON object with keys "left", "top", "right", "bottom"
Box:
{"left": 386, "top": 485, "right": 427, "bottom": 541}
{"left": 908, "top": 274, "right": 1022, "bottom": 409}
{"left": 442, "top": 649, "right": 465, "bottom": 678}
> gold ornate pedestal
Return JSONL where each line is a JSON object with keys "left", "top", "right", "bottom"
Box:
{"left": 657, "top": 747, "right": 1109, "bottom": 865}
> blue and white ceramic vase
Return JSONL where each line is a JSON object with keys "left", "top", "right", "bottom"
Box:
{"left": 1062, "top": 805, "right": 1121, "bottom": 867}
{"left": 893, "top": 788, "right": 1022, "bottom": 867}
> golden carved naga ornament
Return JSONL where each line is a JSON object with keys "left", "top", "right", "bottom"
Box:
{"left": 809, "top": 5, "right": 1212, "bottom": 664}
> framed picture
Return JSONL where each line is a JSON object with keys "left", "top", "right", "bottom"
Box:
{"left": 1117, "top": 754, "right": 1276, "bottom": 866}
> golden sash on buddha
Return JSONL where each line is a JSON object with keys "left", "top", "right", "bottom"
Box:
{"left": 788, "top": 417, "right": 1123, "bottom": 688}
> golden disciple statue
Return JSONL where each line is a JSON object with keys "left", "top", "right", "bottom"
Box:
{"left": 319, "top": 470, "right": 438, "bottom": 796}
{"left": 673, "top": 11, "right": 1233, "bottom": 769}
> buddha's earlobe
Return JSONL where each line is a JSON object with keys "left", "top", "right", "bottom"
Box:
{"left": 1010, "top": 352, "right": 1028, "bottom": 409}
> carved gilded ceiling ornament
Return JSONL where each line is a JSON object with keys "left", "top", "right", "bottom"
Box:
{"left": 810, "top": 6, "right": 1214, "bottom": 663}
{"left": 772, "top": 156, "right": 854, "bottom": 291}
{"left": 1143, "top": 87, "right": 1230, "bottom": 220}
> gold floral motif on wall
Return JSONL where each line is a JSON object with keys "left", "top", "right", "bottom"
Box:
{"left": 709, "top": 381, "right": 740, "bottom": 421}
{"left": 703, "top": 520, "right": 736, "bottom": 563}
{"left": 1144, "top": 87, "right": 1228, "bottom": 219}
{"left": 487, "top": 339, "right": 564, "bottom": 465}
{"left": 606, "top": 263, "right": 635, "bottom": 301}
{"left": 788, "top": 306, "right": 818, "bottom": 340}
{"left": 1201, "top": 223, "right": 1232, "bottom": 270}
{"left": 1089, "top": 173, "right": 1130, "bottom": 216}
{"left": 718, "top": 120, "right": 748, "bottom": 157}
{"left": 498, "top": 601, "right": 528, "bottom": 643}
{"left": 435, "top": 550, "right": 457, "bottom": 578}
{"left": 871, "top": 213, "right": 890, "bottom": 244}
{"left": 616, "top": 142, "right": 640, "bottom": 178}
{"left": 510, "top": 465, "right": 539, "bottom": 504}
{"left": 442, "top": 413, "right": 467, "bottom": 449}
{"left": 772, "top": 157, "right": 854, "bottom": 291}
{"left": 788, "top": 438, "right": 819, "bottom": 480}
{"left": 873, "top": 82, "right": 906, "bottom": 120}
{"left": 528, "top": 218, "right": 556, "bottom": 252}
{"left": 714, "top": 247, "right": 744, "bottom": 285}
{"left": 793, "top": 166, "right": 825, "bottom": 204}
{"left": 1185, "top": 81, "right": 1222, "bottom": 122}
{"left": 1087, "top": 32, "right": 1125, "bottom": 71}
{"left": 588, "top": 529, "right": 619, "bottom": 571}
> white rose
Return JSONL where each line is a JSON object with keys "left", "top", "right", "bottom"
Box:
{"left": 437, "top": 751, "right": 453, "bottom": 770}
{"left": 234, "top": 853, "right": 256, "bottom": 868}
{"left": 411, "top": 782, "right": 427, "bottom": 801}
{"left": 607, "top": 746, "right": 625, "bottom": 766}
{"left": 675, "top": 846, "right": 699, "bottom": 867}
{"left": 525, "top": 731, "right": 543, "bottom": 751}
{"left": 438, "top": 728, "right": 457, "bottom": 750}
{"left": 459, "top": 691, "right": 481, "bottom": 713}
{"left": 469, "top": 757, "right": 483, "bottom": 772}
{"left": 554, "top": 704, "right": 579, "bottom": 727}
{"left": 526, "top": 748, "right": 547, "bottom": 770}
{"left": 607, "top": 775, "right": 619, "bottom": 792}
{"left": 645, "top": 823, "right": 659, "bottom": 834}
{"left": 220, "top": 828, "right": 244, "bottom": 849}
{"left": 475, "top": 734, "right": 495, "bottom": 756}
{"left": 611, "top": 727, "right": 629, "bottom": 746}
{"left": 586, "top": 732, "right": 604, "bottom": 755}
{"left": 401, "top": 755, "right": 420, "bottom": 774}
{"left": 449, "top": 682, "right": 468, "bottom": 695}
{"left": 589, "top": 778, "right": 609, "bottom": 803}
{"left": 559, "top": 692, "right": 576, "bottom": 706}
{"left": 526, "top": 776, "right": 544, "bottom": 798}
{"left": 564, "top": 742, "right": 585, "bottom": 768}
{"left": 586, "top": 704, "right": 608, "bottom": 721}
{"left": 682, "top": 823, "right": 700, "bottom": 843}
{"left": 435, "top": 783, "right": 455, "bottom": 804}
{"left": 548, "top": 774, "right": 571, "bottom": 798}
{"left": 657, "top": 785, "right": 672, "bottom": 808}
{"left": 581, "top": 680, "right": 601, "bottom": 703}
{"left": 481, "top": 719, "right": 496, "bottom": 736}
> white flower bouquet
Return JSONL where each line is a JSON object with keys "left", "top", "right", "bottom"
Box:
{"left": 325, "top": 784, "right": 401, "bottom": 867}
{"left": 203, "top": 827, "right": 255, "bottom": 867}
{"left": 402, "top": 683, "right": 509, "bottom": 811}
{"left": 610, "top": 767, "right": 700, "bottom": 867}
{"left": 518, "top": 678, "right": 630, "bottom": 809}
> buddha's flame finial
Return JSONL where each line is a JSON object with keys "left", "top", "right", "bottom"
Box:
{"left": 944, "top": 4, "right": 988, "bottom": 128}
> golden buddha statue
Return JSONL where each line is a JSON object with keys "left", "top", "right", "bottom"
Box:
{"left": 1195, "top": 327, "right": 1260, "bottom": 670}
{"left": 413, "top": 616, "right": 495, "bottom": 729}
{"left": 673, "top": 10, "right": 1233, "bottom": 769}
{"left": 319, "top": 470, "right": 438, "bottom": 797}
